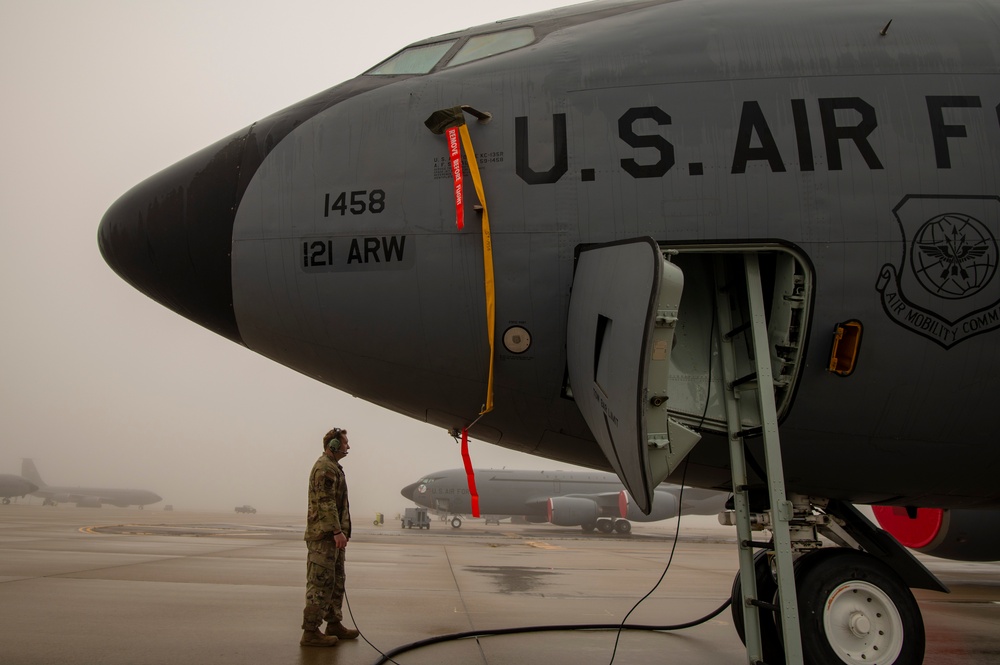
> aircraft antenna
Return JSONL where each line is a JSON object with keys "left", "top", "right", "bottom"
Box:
{"left": 879, "top": 19, "right": 892, "bottom": 36}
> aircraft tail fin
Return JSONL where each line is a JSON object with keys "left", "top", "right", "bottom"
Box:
{"left": 21, "top": 458, "right": 45, "bottom": 487}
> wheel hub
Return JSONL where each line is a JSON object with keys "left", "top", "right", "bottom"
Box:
{"left": 823, "top": 581, "right": 904, "bottom": 665}
{"left": 848, "top": 611, "right": 871, "bottom": 638}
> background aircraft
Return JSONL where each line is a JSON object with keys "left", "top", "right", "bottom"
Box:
{"left": 21, "top": 459, "right": 162, "bottom": 509}
{"left": 97, "top": 0, "right": 1000, "bottom": 662}
{"left": 0, "top": 474, "right": 38, "bottom": 505}
{"left": 401, "top": 468, "right": 728, "bottom": 533}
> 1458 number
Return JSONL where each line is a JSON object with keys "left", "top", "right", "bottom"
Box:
{"left": 324, "top": 189, "right": 385, "bottom": 217}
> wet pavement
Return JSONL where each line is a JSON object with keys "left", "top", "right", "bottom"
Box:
{"left": 0, "top": 505, "right": 997, "bottom": 664}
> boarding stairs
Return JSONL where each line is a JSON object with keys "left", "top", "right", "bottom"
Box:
{"left": 566, "top": 240, "right": 805, "bottom": 665}
{"left": 713, "top": 253, "right": 803, "bottom": 665}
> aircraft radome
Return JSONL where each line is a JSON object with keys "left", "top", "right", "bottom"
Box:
{"left": 98, "top": 1, "right": 1000, "bottom": 663}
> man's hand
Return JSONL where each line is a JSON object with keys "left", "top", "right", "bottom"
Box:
{"left": 334, "top": 532, "right": 348, "bottom": 549}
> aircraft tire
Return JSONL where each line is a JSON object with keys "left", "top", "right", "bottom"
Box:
{"left": 580, "top": 522, "right": 596, "bottom": 533}
{"left": 2, "top": 498, "right": 9, "bottom": 505}
{"left": 788, "top": 548, "right": 924, "bottom": 665}
{"left": 613, "top": 520, "right": 631, "bottom": 534}
{"left": 596, "top": 519, "right": 614, "bottom": 534}
{"left": 450, "top": 517, "right": 462, "bottom": 529}
{"left": 731, "top": 549, "right": 784, "bottom": 664}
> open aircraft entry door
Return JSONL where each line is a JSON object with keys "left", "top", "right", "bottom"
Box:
{"left": 566, "top": 238, "right": 701, "bottom": 515}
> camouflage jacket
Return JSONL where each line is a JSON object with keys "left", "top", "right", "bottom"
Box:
{"left": 304, "top": 452, "right": 351, "bottom": 541}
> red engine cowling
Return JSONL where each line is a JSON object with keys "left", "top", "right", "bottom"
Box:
{"left": 873, "top": 506, "right": 1000, "bottom": 562}
{"left": 547, "top": 497, "right": 599, "bottom": 526}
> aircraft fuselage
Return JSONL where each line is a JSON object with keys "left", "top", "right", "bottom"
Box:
{"left": 99, "top": 0, "right": 1000, "bottom": 510}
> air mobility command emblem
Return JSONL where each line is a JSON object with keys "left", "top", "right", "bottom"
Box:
{"left": 877, "top": 195, "right": 1000, "bottom": 348}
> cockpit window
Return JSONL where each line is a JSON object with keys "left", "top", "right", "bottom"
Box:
{"left": 366, "top": 41, "right": 457, "bottom": 75}
{"left": 366, "top": 26, "right": 536, "bottom": 75}
{"left": 446, "top": 27, "right": 535, "bottom": 67}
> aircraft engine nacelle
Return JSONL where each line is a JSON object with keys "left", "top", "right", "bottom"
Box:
{"left": 873, "top": 506, "right": 1000, "bottom": 562}
{"left": 624, "top": 490, "right": 679, "bottom": 523}
{"left": 547, "top": 497, "right": 599, "bottom": 527}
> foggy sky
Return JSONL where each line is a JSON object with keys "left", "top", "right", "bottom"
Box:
{"left": 0, "top": 0, "right": 588, "bottom": 517}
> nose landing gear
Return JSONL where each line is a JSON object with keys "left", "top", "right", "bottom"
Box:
{"left": 793, "top": 548, "right": 921, "bottom": 665}
{"left": 727, "top": 506, "right": 932, "bottom": 665}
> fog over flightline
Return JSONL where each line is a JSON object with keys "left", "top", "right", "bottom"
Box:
{"left": 0, "top": 0, "right": 592, "bottom": 517}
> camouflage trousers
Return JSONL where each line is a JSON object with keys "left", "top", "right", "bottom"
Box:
{"left": 302, "top": 539, "right": 346, "bottom": 630}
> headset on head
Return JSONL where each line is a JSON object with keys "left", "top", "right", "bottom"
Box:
{"left": 327, "top": 428, "right": 344, "bottom": 452}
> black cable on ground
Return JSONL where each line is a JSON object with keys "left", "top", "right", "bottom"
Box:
{"left": 366, "top": 597, "right": 732, "bottom": 665}
{"left": 606, "top": 455, "right": 691, "bottom": 663}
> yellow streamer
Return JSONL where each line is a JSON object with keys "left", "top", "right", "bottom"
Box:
{"left": 459, "top": 123, "right": 495, "bottom": 415}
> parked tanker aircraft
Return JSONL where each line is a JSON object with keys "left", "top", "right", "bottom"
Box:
{"left": 401, "top": 468, "right": 728, "bottom": 532}
{"left": 98, "top": 0, "right": 1000, "bottom": 662}
{"left": 21, "top": 459, "right": 162, "bottom": 509}
{"left": 0, "top": 474, "right": 37, "bottom": 504}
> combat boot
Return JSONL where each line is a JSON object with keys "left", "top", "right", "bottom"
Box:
{"left": 300, "top": 629, "right": 339, "bottom": 647}
{"left": 325, "top": 621, "right": 360, "bottom": 640}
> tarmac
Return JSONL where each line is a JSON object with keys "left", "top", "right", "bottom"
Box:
{"left": 1, "top": 504, "right": 998, "bottom": 665}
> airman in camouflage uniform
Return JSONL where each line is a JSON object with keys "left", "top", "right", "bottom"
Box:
{"left": 300, "top": 427, "right": 360, "bottom": 647}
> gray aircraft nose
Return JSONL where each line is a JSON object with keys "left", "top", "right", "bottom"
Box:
{"left": 400, "top": 481, "right": 422, "bottom": 500}
{"left": 98, "top": 75, "right": 396, "bottom": 350}
{"left": 98, "top": 127, "right": 252, "bottom": 345}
